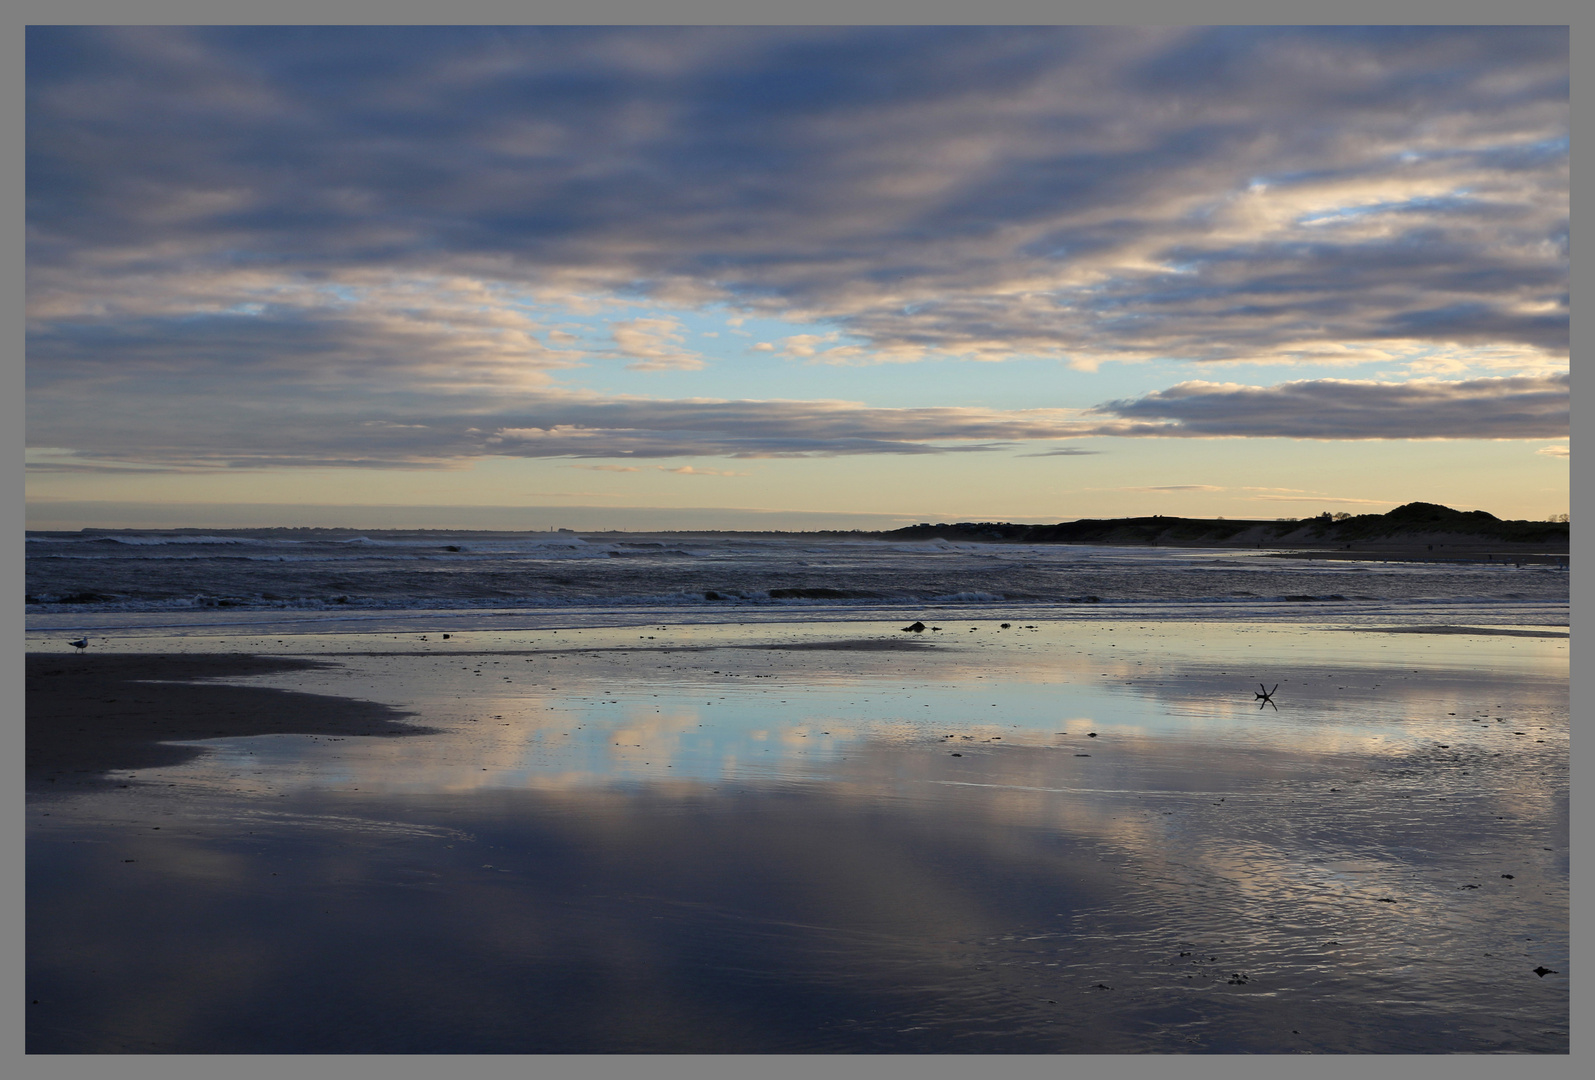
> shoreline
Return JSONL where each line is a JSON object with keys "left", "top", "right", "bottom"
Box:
{"left": 1262, "top": 547, "right": 1568, "bottom": 565}
{"left": 1332, "top": 625, "right": 1568, "bottom": 637}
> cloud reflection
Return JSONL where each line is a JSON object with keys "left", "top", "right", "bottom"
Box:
{"left": 29, "top": 625, "right": 1567, "bottom": 1052}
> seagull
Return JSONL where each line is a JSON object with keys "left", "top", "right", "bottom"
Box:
{"left": 68, "top": 636, "right": 89, "bottom": 652}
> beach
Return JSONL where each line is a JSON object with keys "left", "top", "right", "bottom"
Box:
{"left": 26, "top": 618, "right": 1569, "bottom": 1053}
{"left": 27, "top": 23, "right": 1572, "bottom": 1061}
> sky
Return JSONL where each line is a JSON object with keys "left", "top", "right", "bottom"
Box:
{"left": 25, "top": 26, "right": 1569, "bottom": 530}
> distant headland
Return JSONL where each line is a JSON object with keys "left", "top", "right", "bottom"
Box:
{"left": 871, "top": 502, "right": 1568, "bottom": 563}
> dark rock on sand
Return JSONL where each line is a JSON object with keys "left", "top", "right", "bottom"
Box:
{"left": 902, "top": 621, "right": 927, "bottom": 632}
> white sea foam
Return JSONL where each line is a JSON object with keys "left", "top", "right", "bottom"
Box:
{"left": 28, "top": 533, "right": 270, "bottom": 546}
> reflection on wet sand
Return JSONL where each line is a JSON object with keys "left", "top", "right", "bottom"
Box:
{"left": 27, "top": 622, "right": 1568, "bottom": 1053}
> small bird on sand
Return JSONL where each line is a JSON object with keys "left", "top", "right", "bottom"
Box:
{"left": 68, "top": 636, "right": 89, "bottom": 652}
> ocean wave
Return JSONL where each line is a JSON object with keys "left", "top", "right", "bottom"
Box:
{"left": 27, "top": 546, "right": 637, "bottom": 563}
{"left": 604, "top": 549, "right": 697, "bottom": 559}
{"left": 25, "top": 587, "right": 1061, "bottom": 614}
{"left": 28, "top": 533, "right": 270, "bottom": 546}
{"left": 27, "top": 532, "right": 1568, "bottom": 626}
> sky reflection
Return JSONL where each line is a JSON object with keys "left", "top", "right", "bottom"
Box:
{"left": 166, "top": 621, "right": 1567, "bottom": 794}
{"left": 28, "top": 622, "right": 1566, "bottom": 1053}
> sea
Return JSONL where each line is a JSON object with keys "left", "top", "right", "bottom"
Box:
{"left": 25, "top": 527, "right": 1568, "bottom": 640}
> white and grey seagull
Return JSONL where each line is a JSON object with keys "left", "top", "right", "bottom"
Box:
{"left": 68, "top": 636, "right": 89, "bottom": 652}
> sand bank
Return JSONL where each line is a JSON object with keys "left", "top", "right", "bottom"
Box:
{"left": 26, "top": 653, "right": 429, "bottom": 793}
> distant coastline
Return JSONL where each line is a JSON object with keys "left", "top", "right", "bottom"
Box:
{"left": 25, "top": 501, "right": 1570, "bottom": 566}
{"left": 872, "top": 502, "right": 1568, "bottom": 564}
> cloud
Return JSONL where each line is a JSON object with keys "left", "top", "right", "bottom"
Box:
{"left": 567, "top": 462, "right": 747, "bottom": 475}
{"left": 1019, "top": 447, "right": 1100, "bottom": 457}
{"left": 24, "top": 28, "right": 1568, "bottom": 473}
{"left": 1247, "top": 494, "right": 1389, "bottom": 505}
{"left": 1084, "top": 372, "right": 1568, "bottom": 440}
{"left": 1536, "top": 445, "right": 1569, "bottom": 457}
{"left": 1123, "top": 485, "right": 1225, "bottom": 492}
{"left": 26, "top": 273, "right": 583, "bottom": 395}
{"left": 609, "top": 317, "right": 707, "bottom": 372}
{"left": 25, "top": 462, "right": 190, "bottom": 475}
{"left": 28, "top": 26, "right": 1566, "bottom": 374}
{"left": 484, "top": 396, "right": 1085, "bottom": 459}
{"left": 28, "top": 367, "right": 1568, "bottom": 471}
{"left": 27, "top": 377, "right": 1096, "bottom": 467}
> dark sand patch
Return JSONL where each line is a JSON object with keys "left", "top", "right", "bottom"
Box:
{"left": 1329, "top": 626, "right": 1568, "bottom": 639}
{"left": 26, "top": 653, "right": 429, "bottom": 793}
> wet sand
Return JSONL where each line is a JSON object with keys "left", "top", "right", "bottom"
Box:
{"left": 1329, "top": 625, "right": 1569, "bottom": 638}
{"left": 26, "top": 621, "right": 1569, "bottom": 1053}
{"left": 27, "top": 654, "right": 431, "bottom": 793}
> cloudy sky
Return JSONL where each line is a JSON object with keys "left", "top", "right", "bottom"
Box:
{"left": 26, "top": 26, "right": 1568, "bottom": 529}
